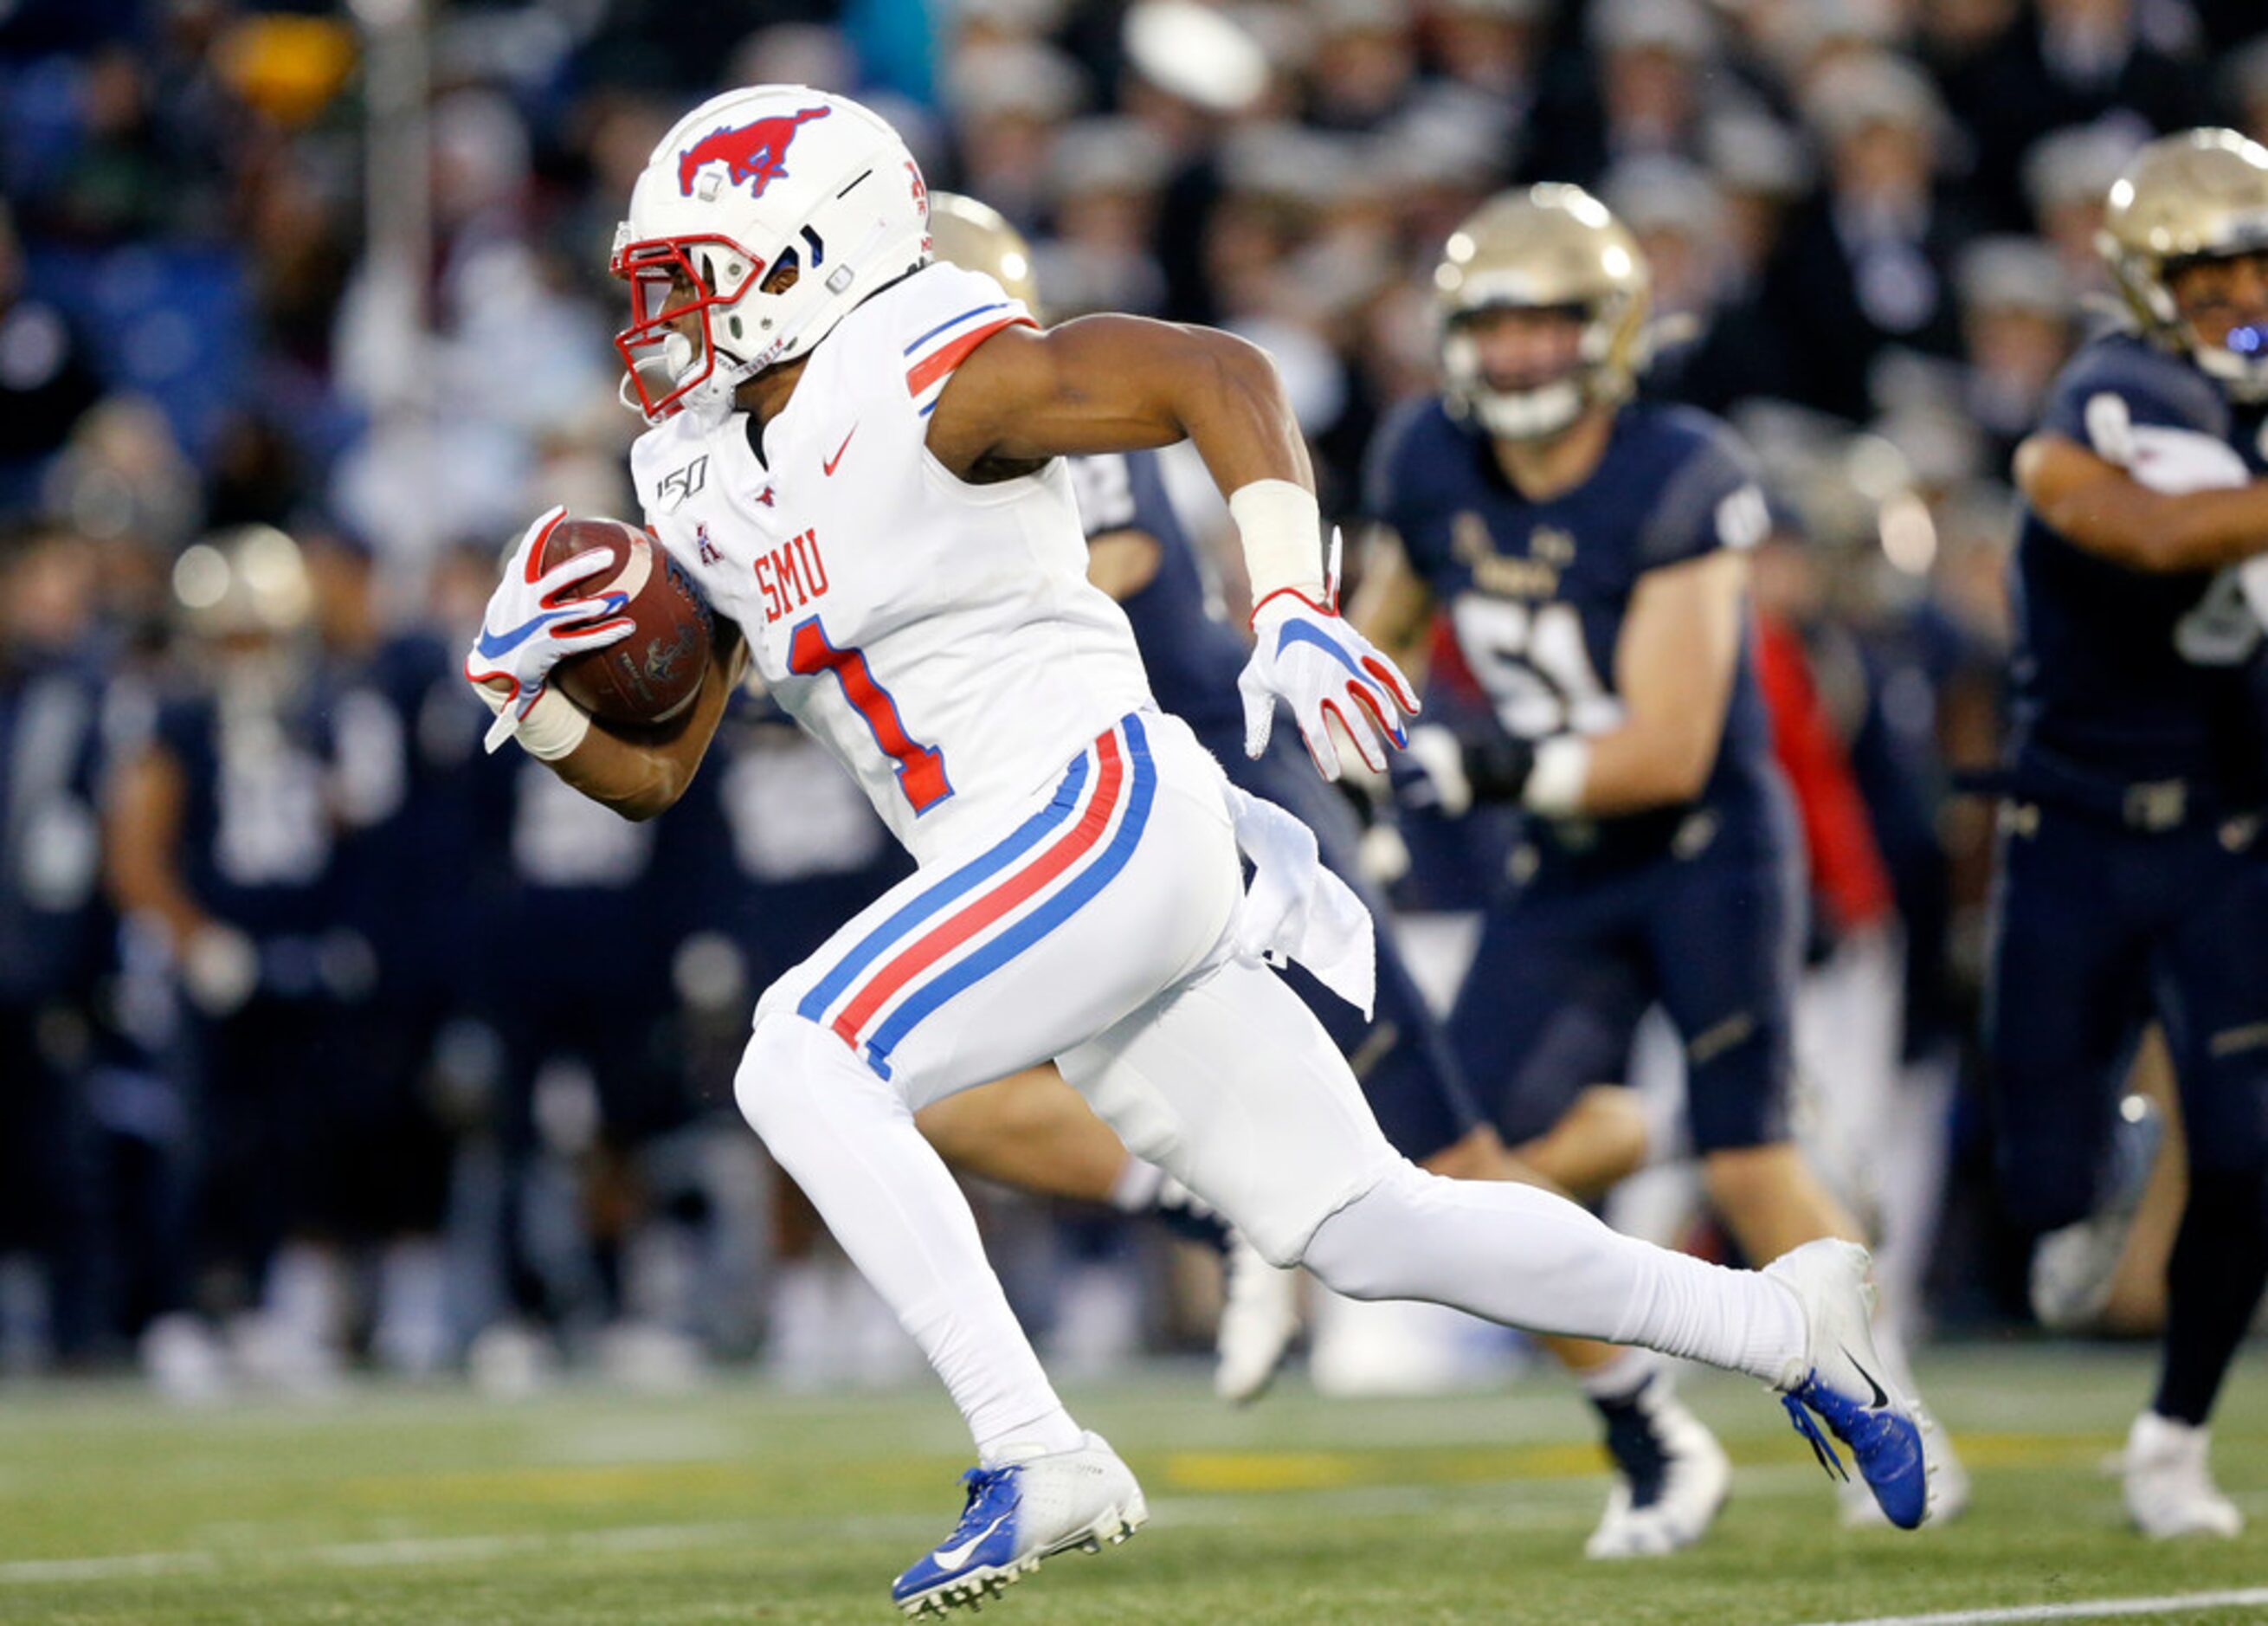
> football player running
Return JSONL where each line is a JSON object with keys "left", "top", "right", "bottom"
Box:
{"left": 467, "top": 88, "right": 1930, "bottom": 1616}
{"left": 1995, "top": 127, "right": 2268, "bottom": 1539}
{"left": 913, "top": 192, "right": 1730, "bottom": 1559}
{"left": 1354, "top": 185, "right": 1964, "bottom": 1530}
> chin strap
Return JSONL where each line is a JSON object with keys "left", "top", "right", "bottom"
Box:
{"left": 1472, "top": 379, "right": 1586, "bottom": 441}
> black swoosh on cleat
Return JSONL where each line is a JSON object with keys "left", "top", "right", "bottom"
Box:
{"left": 1840, "top": 1347, "right": 1890, "bottom": 1410}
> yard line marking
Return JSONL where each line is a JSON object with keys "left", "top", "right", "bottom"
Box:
{"left": 313, "top": 1534, "right": 539, "bottom": 1567}
{"left": 0, "top": 1552, "right": 218, "bottom": 1583}
{"left": 1794, "top": 1587, "right": 2268, "bottom": 1626}
{"left": 0, "top": 1468, "right": 1837, "bottom": 1587}
{"left": 0, "top": 1519, "right": 930, "bottom": 1586}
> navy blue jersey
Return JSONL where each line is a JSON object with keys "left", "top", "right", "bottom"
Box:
{"left": 153, "top": 674, "right": 338, "bottom": 941}
{"left": 1067, "top": 450, "right": 1247, "bottom": 739}
{"left": 319, "top": 632, "right": 486, "bottom": 998}
{"left": 0, "top": 650, "right": 111, "bottom": 1004}
{"left": 491, "top": 750, "right": 669, "bottom": 997}
{"left": 2011, "top": 332, "right": 2268, "bottom": 796}
{"left": 1365, "top": 397, "right": 1782, "bottom": 865}
{"left": 668, "top": 687, "right": 914, "bottom": 988}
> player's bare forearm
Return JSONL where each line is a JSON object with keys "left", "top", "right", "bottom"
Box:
{"left": 2016, "top": 433, "right": 2268, "bottom": 572}
{"left": 103, "top": 748, "right": 211, "bottom": 951}
{"left": 1577, "top": 552, "right": 1743, "bottom": 816}
{"left": 545, "top": 623, "right": 746, "bottom": 821}
{"left": 930, "top": 317, "right": 1311, "bottom": 495}
{"left": 1349, "top": 529, "right": 1436, "bottom": 680}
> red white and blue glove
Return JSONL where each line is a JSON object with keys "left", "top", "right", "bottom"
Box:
{"left": 1236, "top": 526, "right": 1420, "bottom": 781}
{"left": 463, "top": 506, "right": 635, "bottom": 754}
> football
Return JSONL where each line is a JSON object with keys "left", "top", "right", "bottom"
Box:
{"left": 539, "top": 516, "right": 714, "bottom": 726}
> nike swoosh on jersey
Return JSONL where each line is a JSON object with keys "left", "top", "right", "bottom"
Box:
{"left": 1841, "top": 1348, "right": 1890, "bottom": 1410}
{"left": 929, "top": 1513, "right": 1010, "bottom": 1571}
{"left": 824, "top": 424, "right": 858, "bottom": 475}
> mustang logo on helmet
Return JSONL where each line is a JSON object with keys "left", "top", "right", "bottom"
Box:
{"left": 676, "top": 106, "right": 831, "bottom": 198}
{"left": 616, "top": 88, "right": 929, "bottom": 423}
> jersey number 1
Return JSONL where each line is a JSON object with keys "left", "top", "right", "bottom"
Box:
{"left": 787, "top": 618, "right": 952, "bottom": 814}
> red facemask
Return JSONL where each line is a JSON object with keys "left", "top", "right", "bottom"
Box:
{"left": 610, "top": 232, "right": 766, "bottom": 421}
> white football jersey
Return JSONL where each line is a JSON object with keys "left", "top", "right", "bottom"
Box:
{"left": 632, "top": 263, "right": 1157, "bottom": 862}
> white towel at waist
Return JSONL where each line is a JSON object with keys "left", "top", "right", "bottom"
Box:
{"left": 1222, "top": 781, "right": 1376, "bottom": 1019}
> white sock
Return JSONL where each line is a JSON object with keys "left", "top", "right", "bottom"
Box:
{"left": 1612, "top": 1238, "right": 1807, "bottom": 1386}
{"left": 1301, "top": 1161, "right": 1807, "bottom": 1386}
{"left": 736, "top": 1014, "right": 1081, "bottom": 1462}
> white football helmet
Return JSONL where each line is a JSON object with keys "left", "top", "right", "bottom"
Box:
{"left": 611, "top": 85, "right": 933, "bottom": 425}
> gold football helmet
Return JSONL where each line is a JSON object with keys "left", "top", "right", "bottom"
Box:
{"left": 925, "top": 191, "right": 1042, "bottom": 318}
{"left": 1434, "top": 184, "right": 1651, "bottom": 441}
{"left": 2098, "top": 126, "right": 2268, "bottom": 398}
{"left": 171, "top": 526, "right": 312, "bottom": 640}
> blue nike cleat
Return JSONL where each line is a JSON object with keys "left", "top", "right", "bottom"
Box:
{"left": 892, "top": 1430, "right": 1147, "bottom": 1616}
{"left": 1764, "top": 1239, "right": 1931, "bottom": 1530}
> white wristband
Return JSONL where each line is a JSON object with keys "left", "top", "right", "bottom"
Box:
{"left": 1228, "top": 478, "right": 1326, "bottom": 607}
{"left": 518, "top": 688, "right": 594, "bottom": 760}
{"left": 476, "top": 683, "right": 592, "bottom": 761}
{"left": 1523, "top": 735, "right": 1591, "bottom": 820}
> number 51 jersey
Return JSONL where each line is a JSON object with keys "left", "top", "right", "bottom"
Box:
{"left": 631, "top": 263, "right": 1157, "bottom": 863}
{"left": 1366, "top": 396, "right": 1783, "bottom": 864}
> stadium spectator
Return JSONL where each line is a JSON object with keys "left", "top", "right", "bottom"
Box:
{"left": 1769, "top": 51, "right": 1976, "bottom": 421}
{"left": 1943, "top": 0, "right": 2206, "bottom": 228}
{"left": 2020, "top": 119, "right": 2146, "bottom": 298}
{"left": 1608, "top": 154, "right": 1796, "bottom": 415}
{"left": 1954, "top": 235, "right": 2081, "bottom": 470}
{"left": 0, "top": 203, "right": 104, "bottom": 513}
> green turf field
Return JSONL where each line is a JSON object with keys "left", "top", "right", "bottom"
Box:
{"left": 1, "top": 1344, "right": 2262, "bottom": 1624}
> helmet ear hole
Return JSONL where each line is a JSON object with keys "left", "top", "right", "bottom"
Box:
{"left": 762, "top": 246, "right": 802, "bottom": 296}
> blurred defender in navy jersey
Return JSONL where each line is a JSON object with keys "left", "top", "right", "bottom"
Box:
{"left": 1995, "top": 128, "right": 2268, "bottom": 1539}
{"left": 302, "top": 521, "right": 474, "bottom": 1376}
{"left": 0, "top": 523, "right": 111, "bottom": 1363}
{"left": 910, "top": 195, "right": 1725, "bottom": 1562}
{"left": 106, "top": 526, "right": 363, "bottom": 1385}
{"left": 667, "top": 691, "right": 914, "bottom": 1373}
{"left": 470, "top": 706, "right": 696, "bottom": 1376}
{"left": 1355, "top": 184, "right": 1965, "bottom": 1527}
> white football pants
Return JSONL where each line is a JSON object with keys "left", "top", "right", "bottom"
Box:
{"left": 735, "top": 713, "right": 1805, "bottom": 1459}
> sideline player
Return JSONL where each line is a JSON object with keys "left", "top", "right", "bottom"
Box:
{"left": 466, "top": 87, "right": 1930, "bottom": 1615}
{"left": 1996, "top": 127, "right": 2268, "bottom": 1539}
{"left": 108, "top": 529, "right": 348, "bottom": 1377}
{"left": 1354, "top": 184, "right": 1963, "bottom": 1526}
{"left": 912, "top": 191, "right": 1730, "bottom": 1559}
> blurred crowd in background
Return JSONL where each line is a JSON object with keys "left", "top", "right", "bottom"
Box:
{"left": 3, "top": 0, "right": 2259, "bottom": 1397}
